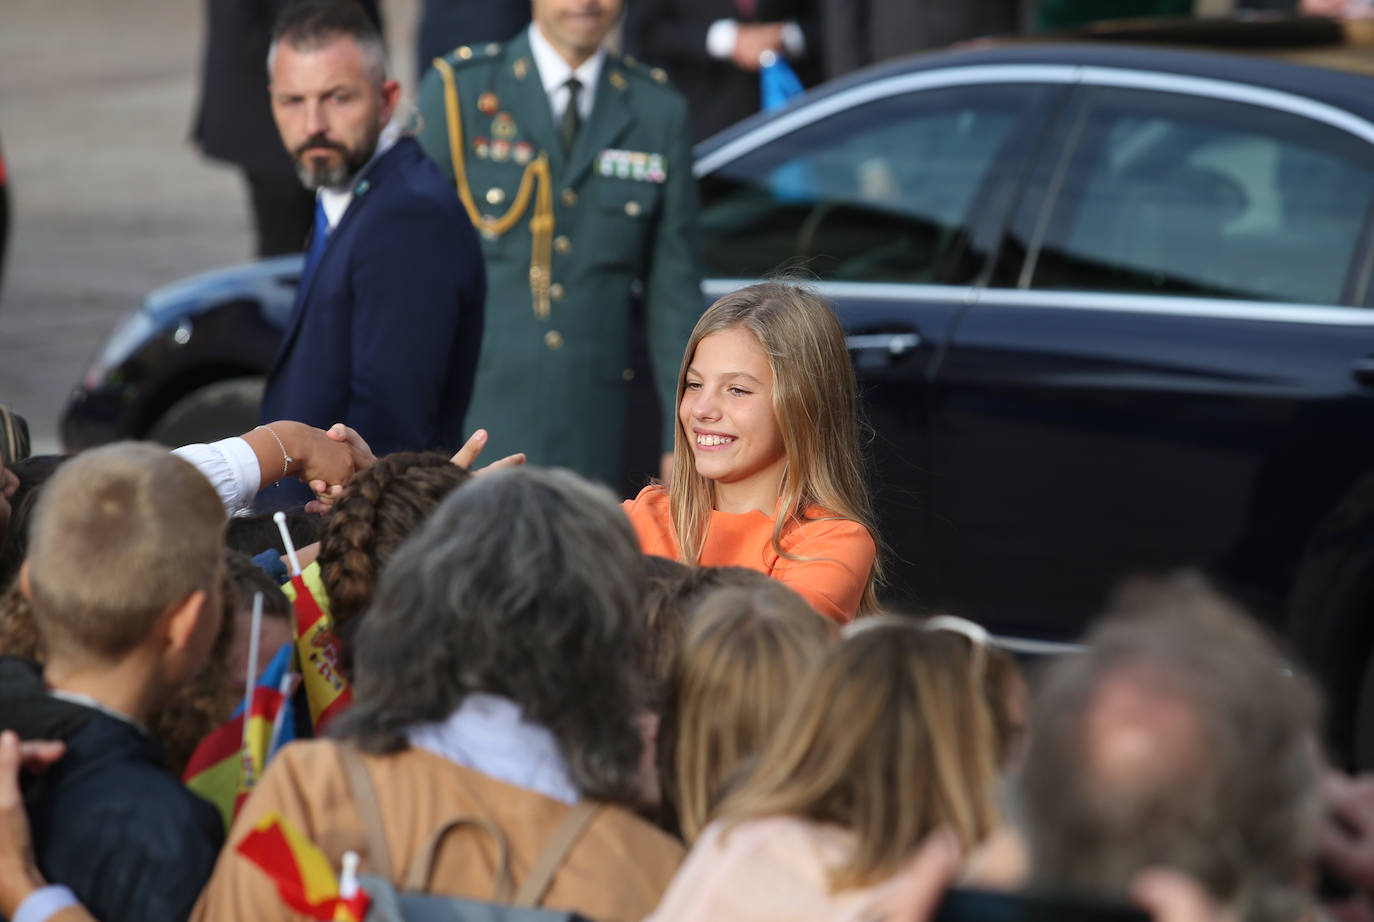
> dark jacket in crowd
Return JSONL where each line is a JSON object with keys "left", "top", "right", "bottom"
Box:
{"left": 0, "top": 657, "right": 223, "bottom": 922}
{"left": 634, "top": 0, "right": 823, "bottom": 142}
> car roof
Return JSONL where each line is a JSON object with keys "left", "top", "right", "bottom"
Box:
{"left": 697, "top": 19, "right": 1374, "bottom": 157}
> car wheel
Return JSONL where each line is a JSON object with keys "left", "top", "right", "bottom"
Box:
{"left": 146, "top": 377, "right": 265, "bottom": 448}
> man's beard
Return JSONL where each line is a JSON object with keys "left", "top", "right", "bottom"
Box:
{"left": 292, "top": 132, "right": 375, "bottom": 190}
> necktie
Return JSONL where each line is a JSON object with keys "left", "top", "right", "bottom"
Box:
{"left": 559, "top": 76, "right": 583, "bottom": 155}
{"left": 300, "top": 197, "right": 329, "bottom": 294}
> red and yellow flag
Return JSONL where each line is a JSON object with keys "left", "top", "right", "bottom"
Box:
{"left": 236, "top": 811, "right": 370, "bottom": 921}
{"left": 289, "top": 573, "right": 352, "bottom": 732}
{"left": 185, "top": 644, "right": 299, "bottom": 830}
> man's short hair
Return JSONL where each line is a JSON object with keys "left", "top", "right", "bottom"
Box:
{"left": 1016, "top": 572, "right": 1323, "bottom": 922}
{"left": 268, "top": 0, "right": 387, "bottom": 84}
{"left": 27, "top": 443, "right": 225, "bottom": 660}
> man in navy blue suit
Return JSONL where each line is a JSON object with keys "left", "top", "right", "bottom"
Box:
{"left": 259, "top": 0, "right": 484, "bottom": 469}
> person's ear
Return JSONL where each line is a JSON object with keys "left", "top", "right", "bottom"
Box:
{"left": 380, "top": 78, "right": 401, "bottom": 124}
{"left": 162, "top": 589, "right": 209, "bottom": 654}
{"left": 17, "top": 561, "right": 31, "bottom": 601}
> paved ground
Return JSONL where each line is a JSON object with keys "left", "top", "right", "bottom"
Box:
{"left": 0, "top": 0, "right": 419, "bottom": 454}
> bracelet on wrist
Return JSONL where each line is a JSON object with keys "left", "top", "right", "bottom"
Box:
{"left": 255, "top": 425, "right": 293, "bottom": 482}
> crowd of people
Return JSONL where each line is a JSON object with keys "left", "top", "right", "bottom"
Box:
{"left": 4, "top": 272, "right": 1374, "bottom": 922}
{"left": 9, "top": 0, "right": 1374, "bottom": 921}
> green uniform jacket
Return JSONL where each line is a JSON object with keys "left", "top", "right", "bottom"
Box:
{"left": 414, "top": 31, "right": 704, "bottom": 485}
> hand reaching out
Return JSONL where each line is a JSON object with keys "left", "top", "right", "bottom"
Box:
{"left": 449, "top": 429, "right": 526, "bottom": 475}
{"left": 302, "top": 423, "right": 377, "bottom": 513}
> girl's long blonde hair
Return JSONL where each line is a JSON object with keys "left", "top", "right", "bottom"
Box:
{"left": 715, "top": 622, "right": 1003, "bottom": 890}
{"left": 663, "top": 581, "right": 833, "bottom": 842}
{"left": 668, "top": 281, "right": 880, "bottom": 614}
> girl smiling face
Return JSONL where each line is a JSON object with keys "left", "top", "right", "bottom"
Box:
{"left": 679, "top": 325, "right": 788, "bottom": 514}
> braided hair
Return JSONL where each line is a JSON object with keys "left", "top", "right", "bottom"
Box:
{"left": 317, "top": 452, "right": 471, "bottom": 644}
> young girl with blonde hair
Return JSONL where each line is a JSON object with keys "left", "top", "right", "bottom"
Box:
{"left": 646, "top": 621, "right": 1003, "bottom": 922}
{"left": 624, "top": 281, "right": 879, "bottom": 622}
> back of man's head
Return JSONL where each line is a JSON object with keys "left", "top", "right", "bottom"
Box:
{"left": 26, "top": 443, "right": 225, "bottom": 662}
{"left": 1017, "top": 572, "right": 1323, "bottom": 922}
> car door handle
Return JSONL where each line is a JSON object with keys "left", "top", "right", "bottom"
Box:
{"left": 1355, "top": 356, "right": 1374, "bottom": 385}
{"left": 845, "top": 333, "right": 921, "bottom": 358}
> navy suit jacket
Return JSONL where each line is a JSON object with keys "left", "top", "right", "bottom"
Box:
{"left": 260, "top": 136, "right": 485, "bottom": 459}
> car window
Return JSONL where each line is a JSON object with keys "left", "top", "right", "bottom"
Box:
{"left": 1026, "top": 86, "right": 1374, "bottom": 304}
{"left": 697, "top": 84, "right": 1043, "bottom": 284}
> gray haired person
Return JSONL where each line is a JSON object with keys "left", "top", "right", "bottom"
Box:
{"left": 193, "top": 466, "right": 684, "bottom": 921}
{"left": 1016, "top": 573, "right": 1325, "bottom": 922}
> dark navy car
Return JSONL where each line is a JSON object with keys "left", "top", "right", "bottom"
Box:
{"left": 62, "top": 36, "right": 1374, "bottom": 761}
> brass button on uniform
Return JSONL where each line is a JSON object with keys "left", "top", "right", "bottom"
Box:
{"left": 485, "top": 187, "right": 505, "bottom": 205}
{"left": 561, "top": 188, "right": 578, "bottom": 207}
{"left": 554, "top": 235, "right": 572, "bottom": 254}
{"left": 550, "top": 283, "right": 565, "bottom": 301}
{"left": 624, "top": 200, "right": 641, "bottom": 217}
{"left": 457, "top": 45, "right": 473, "bottom": 59}
{"left": 622, "top": 368, "right": 635, "bottom": 381}
{"left": 544, "top": 330, "right": 564, "bottom": 350}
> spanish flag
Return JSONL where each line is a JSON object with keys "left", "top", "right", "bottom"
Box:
{"left": 236, "top": 812, "right": 370, "bottom": 921}
{"left": 288, "top": 572, "right": 352, "bottom": 732}
{"left": 184, "top": 643, "right": 299, "bottom": 830}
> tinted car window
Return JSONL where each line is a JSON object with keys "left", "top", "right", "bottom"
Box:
{"left": 1028, "top": 87, "right": 1374, "bottom": 304}
{"left": 698, "top": 84, "right": 1042, "bottom": 284}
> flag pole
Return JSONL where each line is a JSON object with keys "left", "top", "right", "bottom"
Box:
{"left": 242, "top": 592, "right": 263, "bottom": 721}
{"left": 272, "top": 511, "right": 304, "bottom": 577}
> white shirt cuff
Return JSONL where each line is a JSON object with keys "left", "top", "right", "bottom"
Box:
{"left": 13, "top": 885, "right": 80, "bottom": 922}
{"left": 173, "top": 436, "right": 263, "bottom": 515}
{"left": 781, "top": 21, "right": 805, "bottom": 57}
{"left": 706, "top": 19, "right": 739, "bottom": 59}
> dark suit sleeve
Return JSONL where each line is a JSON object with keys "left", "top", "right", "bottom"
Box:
{"left": 645, "top": 93, "right": 705, "bottom": 454}
{"left": 346, "top": 193, "right": 485, "bottom": 453}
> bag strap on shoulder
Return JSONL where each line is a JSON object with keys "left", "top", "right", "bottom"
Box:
{"left": 337, "top": 743, "right": 395, "bottom": 882}
{"left": 340, "top": 744, "right": 601, "bottom": 908}
{"left": 514, "top": 801, "right": 601, "bottom": 907}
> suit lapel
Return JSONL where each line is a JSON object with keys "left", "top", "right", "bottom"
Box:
{"left": 563, "top": 59, "right": 634, "bottom": 189}
{"left": 501, "top": 32, "right": 567, "bottom": 177}
{"left": 275, "top": 140, "right": 407, "bottom": 364}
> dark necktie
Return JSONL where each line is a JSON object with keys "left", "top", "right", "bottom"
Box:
{"left": 559, "top": 76, "right": 583, "bottom": 155}
{"left": 299, "top": 197, "right": 329, "bottom": 294}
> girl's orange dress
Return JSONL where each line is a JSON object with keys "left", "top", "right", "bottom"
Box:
{"left": 622, "top": 485, "right": 875, "bottom": 624}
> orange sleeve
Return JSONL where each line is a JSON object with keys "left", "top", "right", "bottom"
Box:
{"left": 771, "top": 518, "right": 876, "bottom": 624}
{"left": 623, "top": 486, "right": 681, "bottom": 560}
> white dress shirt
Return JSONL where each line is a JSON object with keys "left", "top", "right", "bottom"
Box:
{"left": 407, "top": 693, "right": 581, "bottom": 804}
{"left": 173, "top": 436, "right": 262, "bottom": 514}
{"left": 528, "top": 22, "right": 604, "bottom": 127}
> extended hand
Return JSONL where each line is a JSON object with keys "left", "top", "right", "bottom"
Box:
{"left": 449, "top": 429, "right": 526, "bottom": 475}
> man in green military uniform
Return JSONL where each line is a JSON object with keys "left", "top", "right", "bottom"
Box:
{"left": 413, "top": 0, "right": 703, "bottom": 487}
